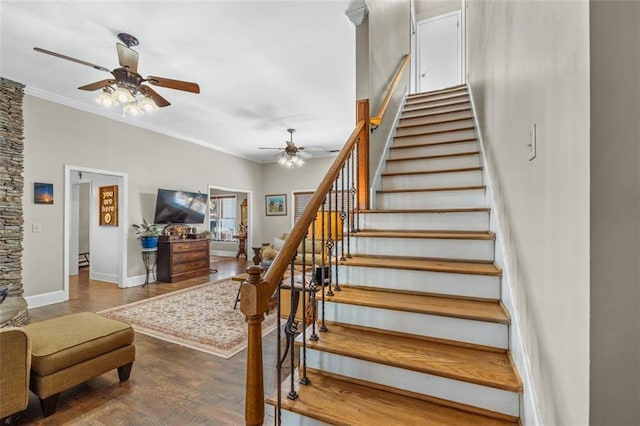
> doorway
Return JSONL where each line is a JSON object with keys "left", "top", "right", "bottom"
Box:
{"left": 416, "top": 11, "right": 462, "bottom": 92}
{"left": 64, "top": 165, "right": 128, "bottom": 298}
{"left": 208, "top": 185, "right": 252, "bottom": 258}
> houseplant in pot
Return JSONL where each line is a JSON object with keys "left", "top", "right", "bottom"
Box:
{"left": 132, "top": 219, "right": 162, "bottom": 249}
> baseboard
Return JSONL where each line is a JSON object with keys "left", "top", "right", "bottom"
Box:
{"left": 467, "top": 83, "right": 541, "bottom": 426}
{"left": 90, "top": 272, "right": 118, "bottom": 283}
{"left": 25, "top": 290, "right": 67, "bottom": 309}
{"left": 211, "top": 250, "right": 236, "bottom": 257}
{"left": 124, "top": 274, "right": 148, "bottom": 288}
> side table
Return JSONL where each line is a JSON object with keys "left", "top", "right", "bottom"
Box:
{"left": 141, "top": 248, "right": 158, "bottom": 287}
{"left": 234, "top": 234, "right": 247, "bottom": 260}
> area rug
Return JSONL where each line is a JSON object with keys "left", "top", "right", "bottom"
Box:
{"left": 98, "top": 279, "right": 277, "bottom": 359}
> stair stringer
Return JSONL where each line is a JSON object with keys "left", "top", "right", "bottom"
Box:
{"left": 468, "top": 84, "right": 542, "bottom": 426}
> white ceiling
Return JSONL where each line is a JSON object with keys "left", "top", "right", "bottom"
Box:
{"left": 0, "top": 0, "right": 356, "bottom": 163}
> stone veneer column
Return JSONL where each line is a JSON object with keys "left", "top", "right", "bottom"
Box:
{"left": 0, "top": 77, "right": 29, "bottom": 326}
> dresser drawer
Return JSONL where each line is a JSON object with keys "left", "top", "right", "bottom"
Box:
{"left": 173, "top": 250, "right": 208, "bottom": 263}
{"left": 172, "top": 240, "right": 209, "bottom": 252}
{"left": 172, "top": 259, "right": 210, "bottom": 274}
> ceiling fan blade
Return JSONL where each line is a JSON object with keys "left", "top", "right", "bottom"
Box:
{"left": 33, "top": 47, "right": 111, "bottom": 73}
{"left": 298, "top": 151, "right": 313, "bottom": 159}
{"left": 139, "top": 85, "right": 171, "bottom": 107}
{"left": 258, "top": 147, "right": 284, "bottom": 150}
{"left": 78, "top": 79, "right": 116, "bottom": 91}
{"left": 146, "top": 75, "right": 200, "bottom": 93}
{"left": 116, "top": 43, "right": 139, "bottom": 73}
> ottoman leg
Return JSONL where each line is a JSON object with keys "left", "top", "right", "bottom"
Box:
{"left": 117, "top": 362, "right": 133, "bottom": 382}
{"left": 40, "top": 393, "right": 60, "bottom": 417}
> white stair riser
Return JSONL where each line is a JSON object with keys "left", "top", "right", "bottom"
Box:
{"left": 323, "top": 302, "right": 508, "bottom": 349}
{"left": 402, "top": 102, "right": 471, "bottom": 118}
{"left": 394, "top": 129, "right": 477, "bottom": 146}
{"left": 399, "top": 110, "right": 472, "bottom": 127}
{"left": 405, "top": 96, "right": 470, "bottom": 110}
{"left": 352, "top": 236, "right": 494, "bottom": 261}
{"left": 305, "top": 350, "right": 519, "bottom": 417}
{"left": 406, "top": 90, "right": 468, "bottom": 105}
{"left": 376, "top": 188, "right": 486, "bottom": 210}
{"left": 385, "top": 154, "right": 480, "bottom": 174}
{"left": 389, "top": 141, "right": 478, "bottom": 160}
{"left": 359, "top": 211, "right": 490, "bottom": 232}
{"left": 337, "top": 265, "right": 500, "bottom": 299}
{"left": 280, "top": 411, "right": 327, "bottom": 426}
{"left": 395, "top": 119, "right": 474, "bottom": 137}
{"left": 382, "top": 169, "right": 484, "bottom": 190}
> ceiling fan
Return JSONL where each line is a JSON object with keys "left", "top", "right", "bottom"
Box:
{"left": 260, "top": 129, "right": 339, "bottom": 167}
{"left": 33, "top": 32, "right": 200, "bottom": 112}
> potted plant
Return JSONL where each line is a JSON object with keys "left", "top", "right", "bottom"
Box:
{"left": 199, "top": 229, "right": 212, "bottom": 240}
{"left": 132, "top": 219, "right": 162, "bottom": 249}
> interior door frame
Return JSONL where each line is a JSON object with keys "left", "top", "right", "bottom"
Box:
{"left": 414, "top": 10, "right": 464, "bottom": 93}
{"left": 208, "top": 184, "right": 253, "bottom": 251}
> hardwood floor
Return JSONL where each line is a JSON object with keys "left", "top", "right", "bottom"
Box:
{"left": 18, "top": 256, "right": 281, "bottom": 425}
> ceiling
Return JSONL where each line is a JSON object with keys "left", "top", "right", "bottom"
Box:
{"left": 0, "top": 1, "right": 356, "bottom": 163}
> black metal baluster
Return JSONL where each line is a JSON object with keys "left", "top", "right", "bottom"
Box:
{"left": 276, "top": 267, "right": 282, "bottom": 425}
{"left": 320, "top": 200, "right": 328, "bottom": 333}
{"left": 333, "top": 178, "right": 342, "bottom": 292}
{"left": 300, "top": 238, "right": 310, "bottom": 386}
{"left": 286, "top": 258, "right": 298, "bottom": 400}
{"left": 326, "top": 188, "right": 335, "bottom": 297}
{"left": 340, "top": 164, "right": 347, "bottom": 261}
{"left": 355, "top": 140, "right": 361, "bottom": 232}
{"left": 346, "top": 151, "right": 353, "bottom": 258}
{"left": 309, "top": 214, "right": 319, "bottom": 341}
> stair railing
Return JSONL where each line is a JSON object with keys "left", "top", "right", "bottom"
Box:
{"left": 241, "top": 53, "right": 409, "bottom": 426}
{"left": 370, "top": 53, "right": 411, "bottom": 130}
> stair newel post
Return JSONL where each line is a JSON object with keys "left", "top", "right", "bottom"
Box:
{"left": 356, "top": 98, "right": 370, "bottom": 216}
{"left": 309, "top": 214, "right": 319, "bottom": 342}
{"left": 340, "top": 164, "right": 347, "bottom": 261}
{"left": 320, "top": 200, "right": 328, "bottom": 333}
{"left": 300, "top": 238, "right": 310, "bottom": 386}
{"left": 240, "top": 265, "right": 268, "bottom": 426}
{"left": 333, "top": 177, "right": 342, "bottom": 291}
{"left": 286, "top": 258, "right": 298, "bottom": 400}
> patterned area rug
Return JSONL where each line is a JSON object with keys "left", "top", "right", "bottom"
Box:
{"left": 99, "top": 279, "right": 277, "bottom": 359}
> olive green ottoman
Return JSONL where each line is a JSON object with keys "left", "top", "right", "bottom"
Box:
{"left": 24, "top": 312, "right": 135, "bottom": 417}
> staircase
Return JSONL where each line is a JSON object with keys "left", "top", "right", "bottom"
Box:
{"left": 267, "top": 85, "right": 522, "bottom": 425}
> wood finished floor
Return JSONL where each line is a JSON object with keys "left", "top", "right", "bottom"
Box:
{"left": 18, "top": 256, "right": 282, "bottom": 426}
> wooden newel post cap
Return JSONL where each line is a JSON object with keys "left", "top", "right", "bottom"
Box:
{"left": 240, "top": 265, "right": 269, "bottom": 316}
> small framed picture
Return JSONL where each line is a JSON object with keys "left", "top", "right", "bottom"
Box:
{"left": 265, "top": 194, "right": 287, "bottom": 216}
{"left": 34, "top": 182, "right": 53, "bottom": 204}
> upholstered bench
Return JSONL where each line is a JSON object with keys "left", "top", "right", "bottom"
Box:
{"left": 23, "top": 312, "right": 135, "bottom": 417}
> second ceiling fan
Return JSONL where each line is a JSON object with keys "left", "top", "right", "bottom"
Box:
{"left": 34, "top": 32, "right": 200, "bottom": 113}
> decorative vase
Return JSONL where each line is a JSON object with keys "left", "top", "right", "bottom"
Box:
{"left": 141, "top": 236, "right": 159, "bottom": 249}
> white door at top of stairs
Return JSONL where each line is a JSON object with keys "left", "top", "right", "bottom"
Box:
{"left": 416, "top": 11, "right": 462, "bottom": 92}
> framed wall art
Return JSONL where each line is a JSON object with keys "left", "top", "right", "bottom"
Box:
{"left": 34, "top": 182, "right": 53, "bottom": 204}
{"left": 265, "top": 194, "right": 287, "bottom": 216}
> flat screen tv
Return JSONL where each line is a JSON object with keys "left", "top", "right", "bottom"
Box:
{"left": 153, "top": 188, "right": 207, "bottom": 224}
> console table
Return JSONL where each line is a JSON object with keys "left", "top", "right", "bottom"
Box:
{"left": 157, "top": 238, "right": 210, "bottom": 283}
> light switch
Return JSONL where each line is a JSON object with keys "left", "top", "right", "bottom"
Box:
{"left": 32, "top": 223, "right": 41, "bottom": 233}
{"left": 527, "top": 123, "right": 537, "bottom": 161}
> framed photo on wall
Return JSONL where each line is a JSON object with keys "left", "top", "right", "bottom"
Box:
{"left": 265, "top": 194, "right": 287, "bottom": 216}
{"left": 34, "top": 182, "right": 53, "bottom": 204}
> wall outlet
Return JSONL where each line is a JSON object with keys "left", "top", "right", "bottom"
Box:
{"left": 32, "top": 223, "right": 41, "bottom": 233}
{"left": 527, "top": 123, "right": 537, "bottom": 161}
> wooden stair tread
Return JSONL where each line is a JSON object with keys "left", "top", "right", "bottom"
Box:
{"left": 399, "top": 107, "right": 472, "bottom": 120}
{"left": 386, "top": 150, "right": 479, "bottom": 162}
{"left": 300, "top": 323, "right": 521, "bottom": 391}
{"left": 377, "top": 185, "right": 486, "bottom": 194}
{"left": 394, "top": 126, "right": 475, "bottom": 138}
{"left": 341, "top": 255, "right": 502, "bottom": 276}
{"left": 407, "top": 85, "right": 467, "bottom": 98}
{"left": 266, "top": 371, "right": 517, "bottom": 426}
{"left": 352, "top": 230, "right": 495, "bottom": 240}
{"left": 397, "top": 116, "right": 472, "bottom": 129}
{"left": 406, "top": 94, "right": 469, "bottom": 106}
{"left": 391, "top": 137, "right": 477, "bottom": 150}
{"left": 324, "top": 285, "right": 508, "bottom": 324}
{"left": 403, "top": 99, "right": 470, "bottom": 113}
{"left": 382, "top": 166, "right": 483, "bottom": 177}
{"left": 360, "top": 207, "right": 490, "bottom": 213}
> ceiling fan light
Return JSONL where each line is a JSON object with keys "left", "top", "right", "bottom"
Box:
{"left": 295, "top": 157, "right": 304, "bottom": 166}
{"left": 96, "top": 90, "right": 118, "bottom": 107}
{"left": 123, "top": 102, "right": 144, "bottom": 117}
{"left": 112, "top": 86, "right": 135, "bottom": 103}
{"left": 278, "top": 155, "right": 288, "bottom": 165}
{"left": 138, "top": 96, "right": 158, "bottom": 112}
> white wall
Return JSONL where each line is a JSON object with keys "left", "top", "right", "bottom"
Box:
{"left": 590, "top": 1, "right": 640, "bottom": 424}
{"left": 414, "top": 0, "right": 461, "bottom": 22}
{"left": 88, "top": 173, "right": 122, "bottom": 283}
{"left": 260, "top": 157, "right": 333, "bottom": 244}
{"left": 466, "top": 1, "right": 590, "bottom": 425}
{"left": 22, "top": 95, "right": 263, "bottom": 297}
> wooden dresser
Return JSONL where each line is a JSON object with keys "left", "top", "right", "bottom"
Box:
{"left": 157, "top": 238, "right": 210, "bottom": 282}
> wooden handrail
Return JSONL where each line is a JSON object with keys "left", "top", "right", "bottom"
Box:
{"left": 241, "top": 120, "right": 365, "bottom": 426}
{"left": 370, "top": 53, "right": 411, "bottom": 127}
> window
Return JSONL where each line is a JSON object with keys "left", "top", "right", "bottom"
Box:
{"left": 293, "top": 190, "right": 354, "bottom": 225}
{"left": 209, "top": 195, "right": 237, "bottom": 241}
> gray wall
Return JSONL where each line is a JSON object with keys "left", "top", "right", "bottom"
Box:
{"left": 590, "top": 1, "right": 640, "bottom": 424}
{"left": 466, "top": 1, "right": 590, "bottom": 424}
{"left": 22, "top": 95, "right": 263, "bottom": 295}
{"left": 414, "top": 0, "right": 461, "bottom": 22}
